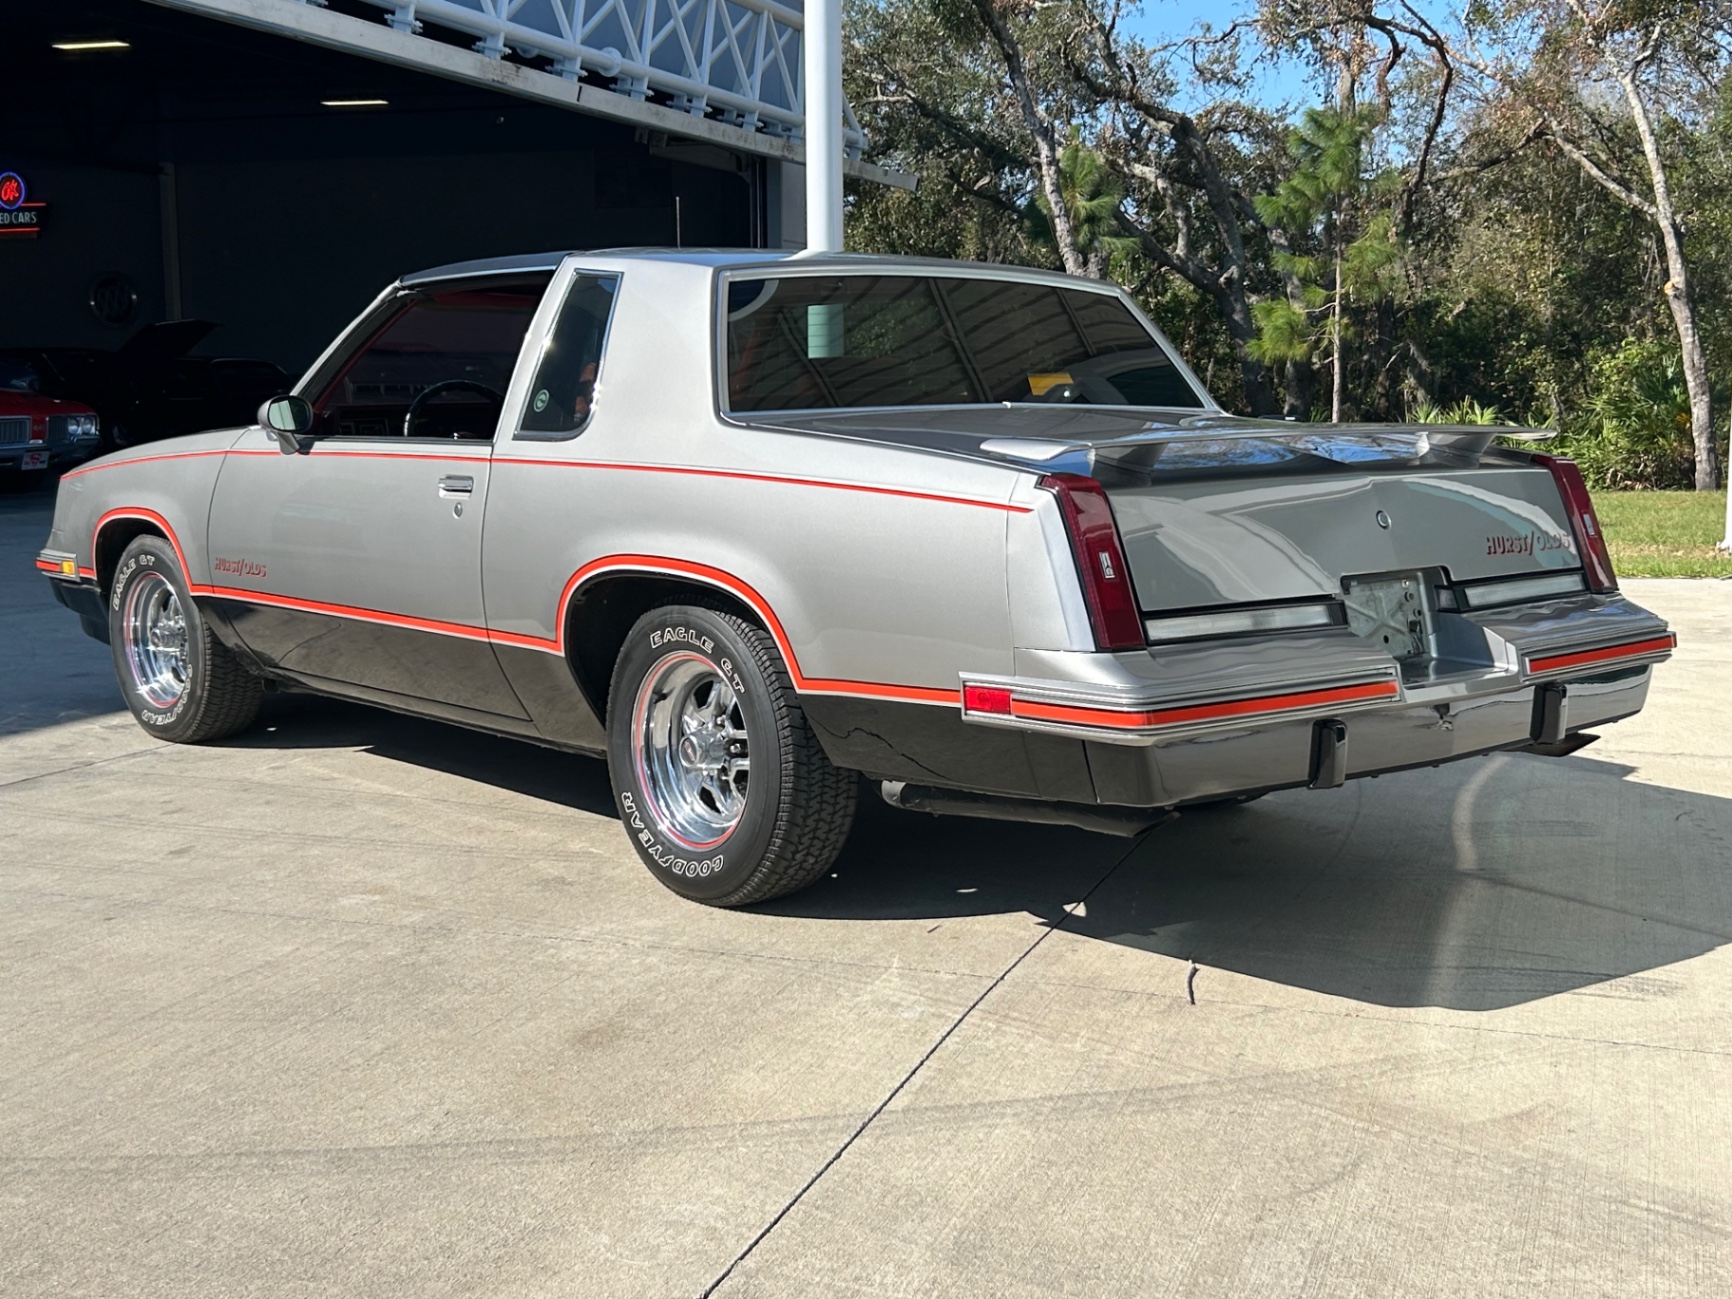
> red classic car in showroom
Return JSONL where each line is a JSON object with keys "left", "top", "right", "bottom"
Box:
{"left": 0, "top": 355, "right": 101, "bottom": 486}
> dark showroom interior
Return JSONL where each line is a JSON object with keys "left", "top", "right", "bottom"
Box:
{"left": 3, "top": 0, "right": 773, "bottom": 379}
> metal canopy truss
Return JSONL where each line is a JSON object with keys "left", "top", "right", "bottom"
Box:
{"left": 355, "top": 0, "right": 862, "bottom": 153}
{"left": 144, "top": 0, "right": 908, "bottom": 185}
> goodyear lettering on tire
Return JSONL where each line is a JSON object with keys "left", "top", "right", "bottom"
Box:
{"left": 620, "top": 790, "right": 725, "bottom": 877}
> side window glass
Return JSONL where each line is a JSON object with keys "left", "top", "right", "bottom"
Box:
{"left": 518, "top": 273, "right": 620, "bottom": 438}
{"left": 312, "top": 281, "right": 546, "bottom": 441}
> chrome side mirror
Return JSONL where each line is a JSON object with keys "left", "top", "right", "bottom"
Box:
{"left": 259, "top": 394, "right": 315, "bottom": 454}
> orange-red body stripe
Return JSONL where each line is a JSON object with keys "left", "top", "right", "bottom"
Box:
{"left": 92, "top": 508, "right": 192, "bottom": 581}
{"left": 78, "top": 525, "right": 964, "bottom": 706}
{"left": 62, "top": 447, "right": 1025, "bottom": 512}
{"left": 1008, "top": 679, "right": 1400, "bottom": 730}
{"left": 1528, "top": 634, "right": 1675, "bottom": 675}
{"left": 550, "top": 556, "right": 962, "bottom": 703}
{"left": 502, "top": 458, "right": 1029, "bottom": 513}
{"left": 198, "top": 585, "right": 494, "bottom": 642}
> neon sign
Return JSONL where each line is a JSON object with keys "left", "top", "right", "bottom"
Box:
{"left": 0, "top": 171, "right": 46, "bottom": 237}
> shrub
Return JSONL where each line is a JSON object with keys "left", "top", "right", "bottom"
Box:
{"left": 1408, "top": 398, "right": 1504, "bottom": 424}
{"left": 1558, "top": 339, "right": 1704, "bottom": 489}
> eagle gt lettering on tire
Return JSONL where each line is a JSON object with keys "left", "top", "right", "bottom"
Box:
{"left": 606, "top": 603, "right": 856, "bottom": 906}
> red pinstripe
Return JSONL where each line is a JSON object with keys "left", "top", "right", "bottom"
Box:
{"left": 70, "top": 517, "right": 1425, "bottom": 730}
{"left": 198, "top": 585, "right": 496, "bottom": 643}
{"left": 61, "top": 446, "right": 1024, "bottom": 513}
{"left": 1528, "top": 634, "right": 1675, "bottom": 675}
{"left": 92, "top": 508, "right": 193, "bottom": 582}
{"left": 74, "top": 522, "right": 1418, "bottom": 727}
{"left": 1005, "top": 679, "right": 1401, "bottom": 731}
{"left": 62, "top": 449, "right": 239, "bottom": 479}
{"left": 548, "top": 555, "right": 962, "bottom": 704}
{"left": 502, "top": 458, "right": 1030, "bottom": 513}
{"left": 80, "top": 520, "right": 963, "bottom": 706}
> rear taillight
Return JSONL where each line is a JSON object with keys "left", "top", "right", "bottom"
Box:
{"left": 1533, "top": 454, "right": 1617, "bottom": 593}
{"left": 1039, "top": 473, "right": 1145, "bottom": 651}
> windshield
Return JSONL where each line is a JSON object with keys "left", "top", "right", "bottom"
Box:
{"left": 0, "top": 357, "right": 40, "bottom": 393}
{"left": 724, "top": 274, "right": 1206, "bottom": 413}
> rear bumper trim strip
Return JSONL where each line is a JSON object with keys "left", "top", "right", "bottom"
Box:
{"left": 1008, "top": 679, "right": 1400, "bottom": 730}
{"left": 959, "top": 671, "right": 1404, "bottom": 744}
{"left": 1526, "top": 633, "right": 1676, "bottom": 677}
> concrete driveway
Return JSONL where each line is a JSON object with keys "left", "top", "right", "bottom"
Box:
{"left": 4, "top": 484, "right": 1729, "bottom": 1298}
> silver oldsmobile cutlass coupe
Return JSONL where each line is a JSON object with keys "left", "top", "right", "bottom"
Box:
{"left": 37, "top": 251, "right": 1675, "bottom": 905}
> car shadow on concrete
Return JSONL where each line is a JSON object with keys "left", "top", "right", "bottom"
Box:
{"left": 789, "top": 751, "right": 1732, "bottom": 1012}
{"left": 227, "top": 692, "right": 1732, "bottom": 1013}
{"left": 230, "top": 692, "right": 623, "bottom": 819}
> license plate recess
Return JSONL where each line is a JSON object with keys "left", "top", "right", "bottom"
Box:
{"left": 1343, "top": 572, "right": 1432, "bottom": 661}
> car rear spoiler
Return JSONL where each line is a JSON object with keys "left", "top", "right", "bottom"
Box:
{"left": 979, "top": 423, "right": 1558, "bottom": 472}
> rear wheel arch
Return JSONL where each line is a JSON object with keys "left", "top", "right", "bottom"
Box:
{"left": 562, "top": 571, "right": 760, "bottom": 724}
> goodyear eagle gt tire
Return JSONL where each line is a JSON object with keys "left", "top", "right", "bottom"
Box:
{"left": 607, "top": 604, "right": 856, "bottom": 906}
{"left": 108, "top": 535, "right": 263, "bottom": 743}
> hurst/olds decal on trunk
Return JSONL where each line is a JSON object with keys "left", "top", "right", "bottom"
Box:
{"left": 212, "top": 557, "right": 267, "bottom": 579}
{"left": 1486, "top": 531, "right": 1574, "bottom": 558}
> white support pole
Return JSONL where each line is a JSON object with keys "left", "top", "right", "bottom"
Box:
{"left": 1720, "top": 405, "right": 1732, "bottom": 552}
{"left": 803, "top": 0, "right": 843, "bottom": 252}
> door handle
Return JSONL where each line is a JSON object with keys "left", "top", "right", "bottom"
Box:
{"left": 437, "top": 475, "right": 475, "bottom": 496}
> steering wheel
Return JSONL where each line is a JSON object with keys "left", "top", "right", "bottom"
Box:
{"left": 403, "top": 379, "right": 505, "bottom": 438}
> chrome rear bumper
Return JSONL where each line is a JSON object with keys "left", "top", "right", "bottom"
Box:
{"left": 1083, "top": 666, "right": 1653, "bottom": 807}
{"left": 965, "top": 591, "right": 1671, "bottom": 807}
{"left": 968, "top": 592, "right": 1671, "bottom": 745}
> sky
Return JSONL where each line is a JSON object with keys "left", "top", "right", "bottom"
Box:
{"left": 1118, "top": 0, "right": 1317, "bottom": 110}
{"left": 1116, "top": 0, "right": 1461, "bottom": 114}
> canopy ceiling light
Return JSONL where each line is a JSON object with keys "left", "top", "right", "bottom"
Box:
{"left": 52, "top": 39, "right": 131, "bottom": 50}
{"left": 320, "top": 99, "right": 389, "bottom": 107}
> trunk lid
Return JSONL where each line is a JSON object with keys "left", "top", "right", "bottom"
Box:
{"left": 1105, "top": 464, "right": 1580, "bottom": 611}
{"left": 745, "top": 408, "right": 1583, "bottom": 609}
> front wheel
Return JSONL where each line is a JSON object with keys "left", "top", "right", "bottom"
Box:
{"left": 606, "top": 604, "right": 856, "bottom": 906}
{"left": 108, "top": 535, "right": 263, "bottom": 742}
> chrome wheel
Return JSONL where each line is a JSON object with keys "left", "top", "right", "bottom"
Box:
{"left": 123, "top": 570, "right": 189, "bottom": 709}
{"left": 632, "top": 652, "right": 750, "bottom": 849}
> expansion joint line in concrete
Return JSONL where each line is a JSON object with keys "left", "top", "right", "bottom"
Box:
{"left": 694, "top": 834, "right": 1153, "bottom": 1299}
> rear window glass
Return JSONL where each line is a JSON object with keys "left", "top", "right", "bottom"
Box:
{"left": 724, "top": 274, "right": 1204, "bottom": 412}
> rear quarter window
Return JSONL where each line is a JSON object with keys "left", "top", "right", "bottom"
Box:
{"left": 518, "top": 273, "right": 621, "bottom": 439}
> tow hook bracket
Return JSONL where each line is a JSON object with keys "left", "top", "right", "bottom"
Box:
{"left": 1309, "top": 719, "right": 1349, "bottom": 789}
{"left": 1532, "top": 682, "right": 1569, "bottom": 746}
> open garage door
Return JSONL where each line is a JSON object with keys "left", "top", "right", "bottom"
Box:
{"left": 3, "top": 0, "right": 879, "bottom": 387}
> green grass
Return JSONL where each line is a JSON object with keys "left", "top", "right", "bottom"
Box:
{"left": 1592, "top": 490, "right": 1732, "bottom": 578}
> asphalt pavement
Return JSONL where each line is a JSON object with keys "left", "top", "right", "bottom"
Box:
{"left": 4, "top": 482, "right": 1730, "bottom": 1298}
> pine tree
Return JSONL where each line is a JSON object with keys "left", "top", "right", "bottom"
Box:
{"left": 1249, "top": 106, "right": 1401, "bottom": 422}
